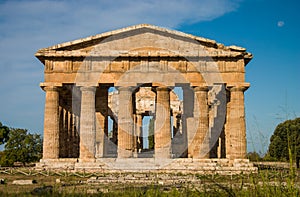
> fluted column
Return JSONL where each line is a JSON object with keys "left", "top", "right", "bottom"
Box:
{"left": 136, "top": 114, "right": 143, "bottom": 152}
{"left": 154, "top": 86, "right": 171, "bottom": 159}
{"left": 62, "top": 108, "right": 69, "bottom": 157}
{"left": 71, "top": 114, "right": 79, "bottom": 158}
{"left": 133, "top": 114, "right": 138, "bottom": 156}
{"left": 79, "top": 86, "right": 96, "bottom": 161}
{"left": 43, "top": 86, "right": 60, "bottom": 159}
{"left": 117, "top": 87, "right": 134, "bottom": 158}
{"left": 95, "top": 86, "right": 109, "bottom": 158}
{"left": 182, "top": 85, "right": 193, "bottom": 158}
{"left": 191, "top": 86, "right": 209, "bottom": 158}
{"left": 226, "top": 85, "right": 248, "bottom": 159}
{"left": 68, "top": 111, "right": 73, "bottom": 158}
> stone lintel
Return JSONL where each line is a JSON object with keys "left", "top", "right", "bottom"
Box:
{"left": 189, "top": 82, "right": 208, "bottom": 87}
{"left": 80, "top": 86, "right": 97, "bottom": 92}
{"left": 76, "top": 82, "right": 99, "bottom": 87}
{"left": 152, "top": 82, "right": 175, "bottom": 87}
{"left": 115, "top": 82, "right": 138, "bottom": 87}
{"left": 116, "top": 86, "right": 135, "bottom": 92}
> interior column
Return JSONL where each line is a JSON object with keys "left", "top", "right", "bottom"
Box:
{"left": 95, "top": 86, "right": 108, "bottom": 158}
{"left": 136, "top": 114, "right": 143, "bottom": 152}
{"left": 182, "top": 84, "right": 194, "bottom": 158}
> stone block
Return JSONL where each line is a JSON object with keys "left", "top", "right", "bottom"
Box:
{"left": 12, "top": 180, "right": 36, "bottom": 185}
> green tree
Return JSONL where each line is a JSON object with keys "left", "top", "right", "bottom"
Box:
{"left": 247, "top": 151, "right": 262, "bottom": 162}
{"left": 0, "top": 128, "right": 42, "bottom": 166}
{"left": 0, "top": 122, "right": 10, "bottom": 145}
{"left": 148, "top": 118, "right": 155, "bottom": 150}
{"left": 268, "top": 117, "right": 300, "bottom": 163}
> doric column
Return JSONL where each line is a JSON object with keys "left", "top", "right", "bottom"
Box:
{"left": 117, "top": 87, "right": 134, "bottom": 158}
{"left": 191, "top": 86, "right": 210, "bottom": 159}
{"left": 43, "top": 86, "right": 60, "bottom": 159}
{"left": 182, "top": 85, "right": 194, "bottom": 158}
{"left": 72, "top": 114, "right": 79, "bottom": 158}
{"left": 154, "top": 86, "right": 172, "bottom": 159}
{"left": 226, "top": 85, "right": 249, "bottom": 159}
{"left": 95, "top": 86, "right": 109, "bottom": 158}
{"left": 136, "top": 114, "right": 143, "bottom": 152}
{"left": 62, "top": 108, "right": 69, "bottom": 157}
{"left": 172, "top": 113, "right": 178, "bottom": 136}
{"left": 79, "top": 86, "right": 96, "bottom": 161}
{"left": 133, "top": 114, "right": 137, "bottom": 156}
{"left": 68, "top": 111, "right": 73, "bottom": 158}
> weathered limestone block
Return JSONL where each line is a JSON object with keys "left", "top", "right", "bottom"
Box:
{"left": 12, "top": 180, "right": 36, "bottom": 185}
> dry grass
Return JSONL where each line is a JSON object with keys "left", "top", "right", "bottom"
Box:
{"left": 0, "top": 167, "right": 299, "bottom": 196}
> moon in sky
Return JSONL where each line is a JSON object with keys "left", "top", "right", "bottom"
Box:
{"left": 277, "top": 21, "right": 285, "bottom": 27}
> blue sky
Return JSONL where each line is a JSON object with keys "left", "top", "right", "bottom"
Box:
{"left": 0, "top": 0, "right": 299, "bottom": 154}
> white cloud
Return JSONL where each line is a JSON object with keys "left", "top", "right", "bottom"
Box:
{"left": 0, "top": 0, "right": 242, "bottom": 132}
{"left": 0, "top": 0, "right": 241, "bottom": 39}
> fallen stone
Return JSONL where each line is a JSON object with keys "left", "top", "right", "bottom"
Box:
{"left": 12, "top": 180, "right": 36, "bottom": 185}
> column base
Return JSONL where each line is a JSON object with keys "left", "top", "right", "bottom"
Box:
{"left": 118, "top": 149, "right": 133, "bottom": 158}
{"left": 78, "top": 158, "right": 96, "bottom": 163}
{"left": 155, "top": 147, "right": 171, "bottom": 159}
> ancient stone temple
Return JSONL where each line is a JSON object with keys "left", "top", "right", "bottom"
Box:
{"left": 36, "top": 24, "right": 256, "bottom": 173}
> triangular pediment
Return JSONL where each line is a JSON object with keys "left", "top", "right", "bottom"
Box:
{"left": 35, "top": 24, "right": 252, "bottom": 63}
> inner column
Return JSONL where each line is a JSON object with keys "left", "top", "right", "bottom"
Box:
{"left": 154, "top": 86, "right": 172, "bottom": 159}
{"left": 95, "top": 86, "right": 109, "bottom": 158}
{"left": 136, "top": 113, "right": 143, "bottom": 153}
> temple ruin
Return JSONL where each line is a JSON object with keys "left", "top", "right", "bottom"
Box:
{"left": 35, "top": 24, "right": 256, "bottom": 173}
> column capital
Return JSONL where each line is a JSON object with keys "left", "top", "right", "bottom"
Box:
{"left": 155, "top": 86, "right": 172, "bottom": 92}
{"left": 42, "top": 86, "right": 60, "bottom": 92}
{"left": 40, "top": 82, "right": 62, "bottom": 91}
{"left": 193, "top": 86, "right": 209, "bottom": 92}
{"left": 226, "top": 83, "right": 250, "bottom": 92}
{"left": 227, "top": 86, "right": 249, "bottom": 92}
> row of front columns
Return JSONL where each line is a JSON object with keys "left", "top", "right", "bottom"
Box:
{"left": 42, "top": 84, "right": 248, "bottom": 161}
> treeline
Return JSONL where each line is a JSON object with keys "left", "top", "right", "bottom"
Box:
{"left": 248, "top": 117, "right": 300, "bottom": 168}
{"left": 0, "top": 122, "right": 42, "bottom": 167}
{"left": 0, "top": 117, "right": 299, "bottom": 167}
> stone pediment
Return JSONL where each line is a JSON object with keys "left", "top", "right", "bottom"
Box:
{"left": 35, "top": 24, "right": 252, "bottom": 63}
